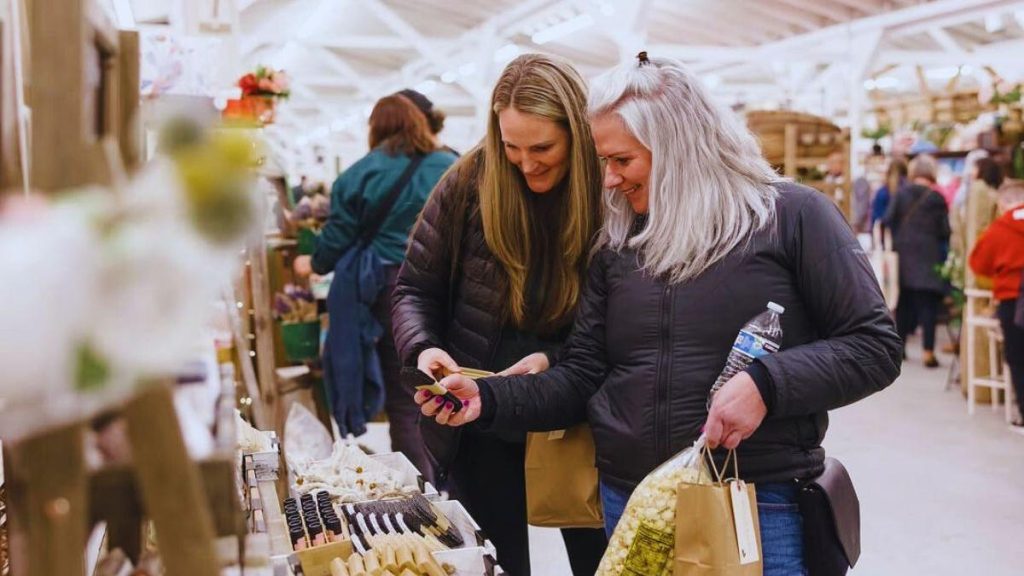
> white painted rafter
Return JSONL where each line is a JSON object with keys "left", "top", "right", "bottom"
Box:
{"left": 927, "top": 26, "right": 968, "bottom": 54}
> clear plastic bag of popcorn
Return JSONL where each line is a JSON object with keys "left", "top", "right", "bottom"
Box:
{"left": 596, "top": 435, "right": 708, "bottom": 576}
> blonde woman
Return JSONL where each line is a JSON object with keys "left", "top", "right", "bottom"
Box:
{"left": 391, "top": 54, "right": 607, "bottom": 576}
{"left": 419, "top": 53, "right": 902, "bottom": 575}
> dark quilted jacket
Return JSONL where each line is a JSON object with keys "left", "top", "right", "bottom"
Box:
{"left": 477, "top": 182, "right": 903, "bottom": 489}
{"left": 391, "top": 152, "right": 512, "bottom": 475}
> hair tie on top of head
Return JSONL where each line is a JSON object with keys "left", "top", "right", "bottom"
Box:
{"left": 637, "top": 51, "right": 650, "bottom": 66}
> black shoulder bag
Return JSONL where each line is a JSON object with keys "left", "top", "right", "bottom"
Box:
{"left": 798, "top": 457, "right": 861, "bottom": 575}
{"left": 356, "top": 154, "right": 426, "bottom": 248}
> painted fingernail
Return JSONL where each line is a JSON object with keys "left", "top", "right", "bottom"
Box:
{"left": 445, "top": 402, "right": 454, "bottom": 411}
{"left": 463, "top": 399, "right": 471, "bottom": 407}
{"left": 434, "top": 396, "right": 445, "bottom": 404}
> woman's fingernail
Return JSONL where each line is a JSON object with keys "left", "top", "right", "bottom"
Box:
{"left": 445, "top": 402, "right": 454, "bottom": 411}
{"left": 463, "top": 399, "right": 471, "bottom": 408}
{"left": 434, "top": 396, "right": 445, "bottom": 404}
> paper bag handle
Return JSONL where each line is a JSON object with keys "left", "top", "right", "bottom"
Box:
{"left": 700, "top": 445, "right": 740, "bottom": 485}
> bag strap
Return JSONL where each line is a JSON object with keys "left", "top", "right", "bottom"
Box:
{"left": 357, "top": 153, "right": 426, "bottom": 248}
{"left": 899, "top": 187, "right": 931, "bottom": 228}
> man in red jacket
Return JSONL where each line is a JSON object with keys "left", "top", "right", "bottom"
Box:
{"left": 970, "top": 180, "right": 1024, "bottom": 430}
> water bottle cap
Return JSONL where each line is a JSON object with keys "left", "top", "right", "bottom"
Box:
{"left": 768, "top": 302, "right": 785, "bottom": 314}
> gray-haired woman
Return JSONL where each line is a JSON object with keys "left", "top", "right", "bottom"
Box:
{"left": 416, "top": 53, "right": 901, "bottom": 575}
{"left": 884, "top": 153, "right": 951, "bottom": 368}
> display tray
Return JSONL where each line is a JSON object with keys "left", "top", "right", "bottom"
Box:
{"left": 287, "top": 451, "right": 439, "bottom": 503}
{"left": 370, "top": 451, "right": 440, "bottom": 501}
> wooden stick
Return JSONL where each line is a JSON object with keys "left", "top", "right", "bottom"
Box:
{"left": 124, "top": 384, "right": 219, "bottom": 576}
{"left": 4, "top": 423, "right": 87, "bottom": 576}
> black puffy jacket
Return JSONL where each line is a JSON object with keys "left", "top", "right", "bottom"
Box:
{"left": 392, "top": 153, "right": 551, "bottom": 475}
{"left": 478, "top": 182, "right": 903, "bottom": 489}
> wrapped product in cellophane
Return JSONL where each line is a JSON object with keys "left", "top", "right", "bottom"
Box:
{"left": 595, "top": 435, "right": 708, "bottom": 576}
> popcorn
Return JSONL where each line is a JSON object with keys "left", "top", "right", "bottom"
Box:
{"left": 596, "top": 437, "right": 707, "bottom": 576}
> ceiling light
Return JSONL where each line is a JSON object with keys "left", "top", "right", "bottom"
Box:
{"left": 531, "top": 13, "right": 594, "bottom": 45}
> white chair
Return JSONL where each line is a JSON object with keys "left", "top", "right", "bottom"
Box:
{"left": 964, "top": 288, "right": 1013, "bottom": 422}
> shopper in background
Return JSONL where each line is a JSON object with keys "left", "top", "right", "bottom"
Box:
{"left": 399, "top": 88, "right": 459, "bottom": 157}
{"left": 872, "top": 158, "right": 907, "bottom": 247}
{"left": 885, "top": 154, "right": 951, "bottom": 368}
{"left": 293, "top": 93, "right": 457, "bottom": 480}
{"left": 391, "top": 54, "right": 607, "bottom": 576}
{"left": 416, "top": 54, "right": 901, "bottom": 575}
{"left": 963, "top": 157, "right": 1004, "bottom": 287}
{"left": 970, "top": 180, "right": 1024, "bottom": 430}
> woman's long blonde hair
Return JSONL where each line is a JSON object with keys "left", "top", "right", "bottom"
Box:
{"left": 480, "top": 53, "right": 602, "bottom": 330}
{"left": 589, "top": 55, "right": 780, "bottom": 284}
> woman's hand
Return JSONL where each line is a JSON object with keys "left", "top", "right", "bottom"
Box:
{"left": 703, "top": 371, "right": 767, "bottom": 450}
{"left": 417, "top": 347, "right": 460, "bottom": 379}
{"left": 497, "top": 352, "right": 550, "bottom": 376}
{"left": 414, "top": 374, "right": 481, "bottom": 426}
{"left": 293, "top": 255, "right": 313, "bottom": 277}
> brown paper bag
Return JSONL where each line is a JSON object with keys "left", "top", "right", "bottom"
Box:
{"left": 525, "top": 424, "right": 604, "bottom": 528}
{"left": 674, "top": 450, "right": 762, "bottom": 575}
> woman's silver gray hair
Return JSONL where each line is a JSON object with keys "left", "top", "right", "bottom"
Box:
{"left": 588, "top": 55, "right": 781, "bottom": 284}
{"left": 909, "top": 154, "right": 938, "bottom": 183}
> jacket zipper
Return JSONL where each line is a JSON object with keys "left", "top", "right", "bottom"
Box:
{"left": 656, "top": 285, "right": 673, "bottom": 463}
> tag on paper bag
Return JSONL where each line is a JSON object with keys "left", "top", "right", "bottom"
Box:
{"left": 729, "top": 480, "right": 760, "bottom": 565}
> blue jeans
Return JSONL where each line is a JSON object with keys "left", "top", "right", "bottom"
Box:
{"left": 599, "top": 479, "right": 806, "bottom": 575}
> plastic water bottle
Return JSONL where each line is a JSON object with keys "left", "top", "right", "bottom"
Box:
{"left": 707, "top": 302, "right": 785, "bottom": 409}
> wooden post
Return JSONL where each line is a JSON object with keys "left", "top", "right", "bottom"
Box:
{"left": 117, "top": 30, "right": 142, "bottom": 170}
{"left": 250, "top": 238, "right": 280, "bottom": 431}
{"left": 124, "top": 384, "right": 219, "bottom": 576}
{"left": 26, "top": 0, "right": 120, "bottom": 192}
{"left": 3, "top": 424, "right": 88, "bottom": 576}
{"left": 783, "top": 124, "right": 797, "bottom": 179}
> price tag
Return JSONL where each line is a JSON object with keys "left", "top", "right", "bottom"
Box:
{"left": 729, "top": 480, "right": 760, "bottom": 565}
{"left": 548, "top": 429, "right": 566, "bottom": 440}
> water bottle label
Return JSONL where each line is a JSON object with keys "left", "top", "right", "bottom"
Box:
{"left": 732, "top": 329, "right": 780, "bottom": 359}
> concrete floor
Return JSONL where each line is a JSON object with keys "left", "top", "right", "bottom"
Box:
{"left": 365, "top": 334, "right": 1024, "bottom": 575}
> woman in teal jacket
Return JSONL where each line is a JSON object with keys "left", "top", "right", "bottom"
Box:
{"left": 295, "top": 93, "right": 456, "bottom": 481}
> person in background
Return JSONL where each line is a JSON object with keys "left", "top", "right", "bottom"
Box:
{"left": 970, "top": 180, "right": 1024, "bottom": 430}
{"left": 872, "top": 158, "right": 907, "bottom": 246}
{"left": 964, "top": 157, "right": 1004, "bottom": 288}
{"left": 416, "top": 54, "right": 901, "bottom": 575}
{"left": 391, "top": 54, "right": 608, "bottom": 576}
{"left": 885, "top": 154, "right": 950, "bottom": 368}
{"left": 852, "top": 176, "right": 872, "bottom": 234}
{"left": 293, "top": 94, "right": 457, "bottom": 480}
{"left": 399, "top": 88, "right": 459, "bottom": 157}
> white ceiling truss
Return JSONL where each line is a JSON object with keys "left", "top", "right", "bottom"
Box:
{"left": 125, "top": 0, "right": 1024, "bottom": 160}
